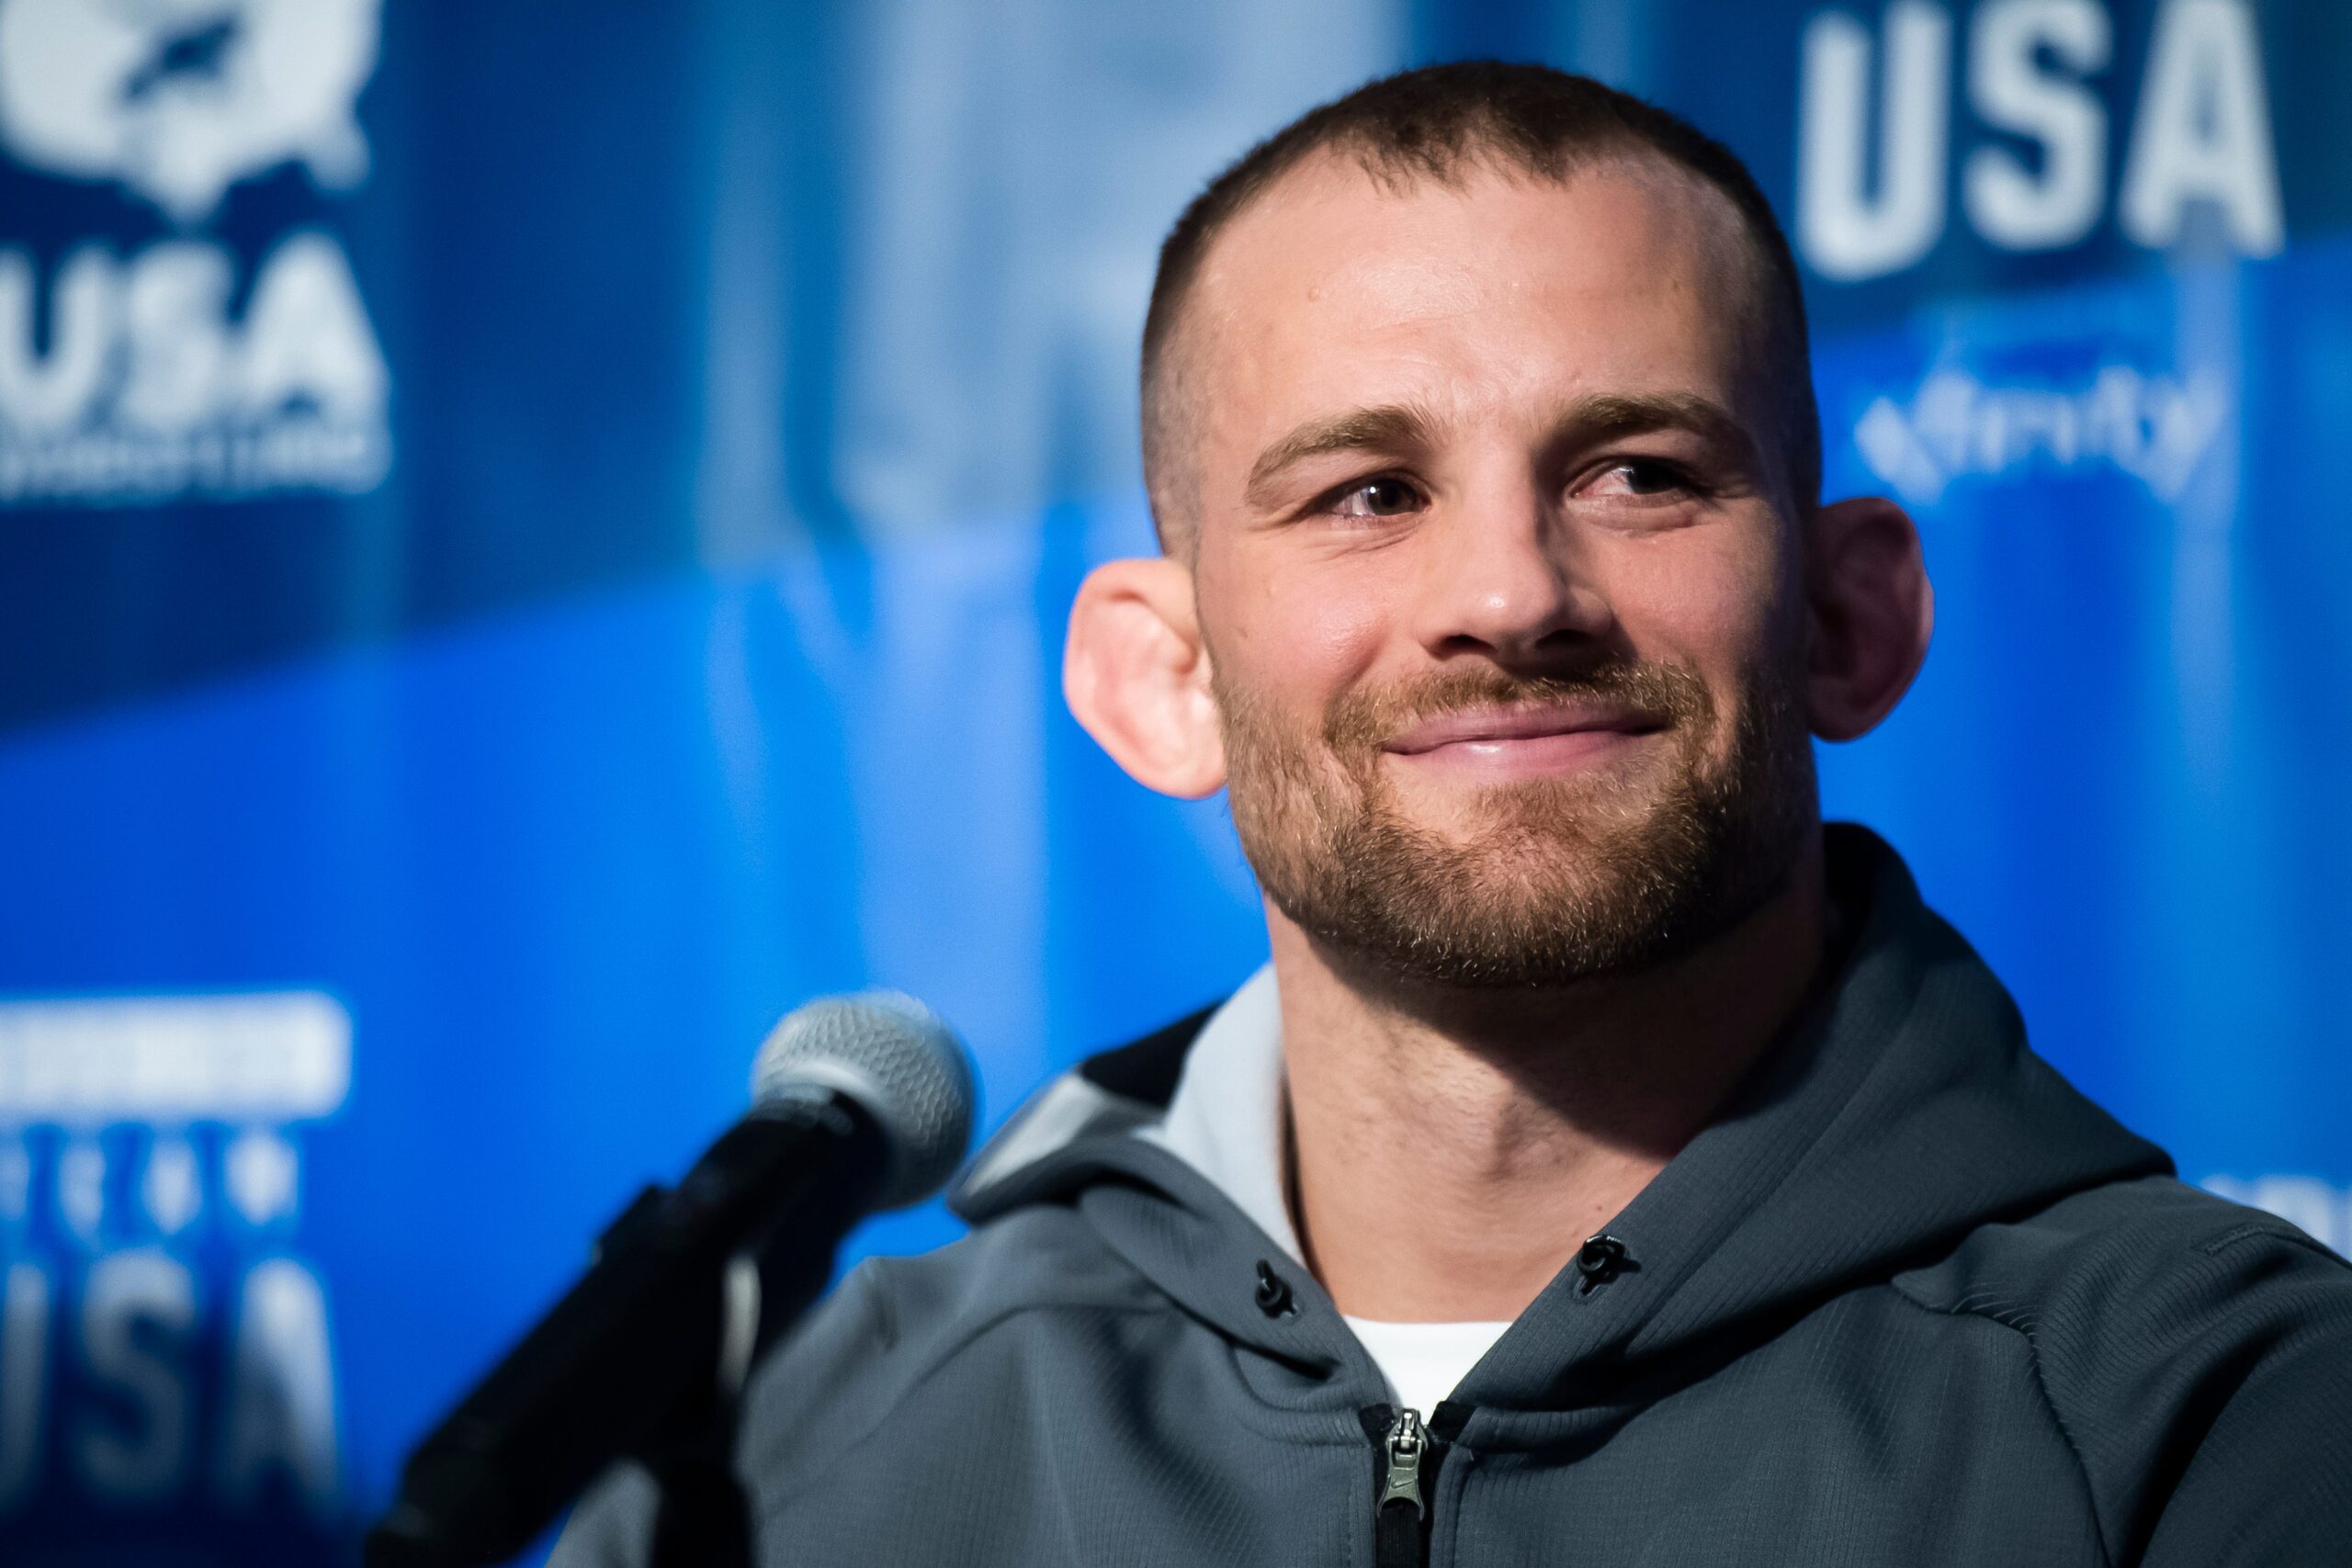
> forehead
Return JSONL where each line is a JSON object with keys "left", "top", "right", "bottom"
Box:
{"left": 1181, "top": 151, "right": 1759, "bottom": 458}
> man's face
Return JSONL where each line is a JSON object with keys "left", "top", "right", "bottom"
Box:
{"left": 1179, "top": 152, "right": 1817, "bottom": 986}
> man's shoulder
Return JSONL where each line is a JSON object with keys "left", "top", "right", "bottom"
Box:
{"left": 1889, "top": 1172, "right": 2352, "bottom": 1561}
{"left": 1892, "top": 1170, "right": 2352, "bottom": 1327}
{"left": 832, "top": 1200, "right": 1164, "bottom": 1349}
{"left": 734, "top": 1200, "right": 1163, "bottom": 1475}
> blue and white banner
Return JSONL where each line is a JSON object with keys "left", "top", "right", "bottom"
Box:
{"left": 0, "top": 1, "right": 2344, "bottom": 1561}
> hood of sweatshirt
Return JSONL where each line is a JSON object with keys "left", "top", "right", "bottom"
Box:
{"left": 949, "top": 824, "right": 2172, "bottom": 1442}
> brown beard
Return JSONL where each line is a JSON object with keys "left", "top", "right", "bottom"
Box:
{"left": 1215, "top": 657, "right": 1816, "bottom": 987}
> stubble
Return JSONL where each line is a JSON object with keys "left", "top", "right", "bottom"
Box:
{"left": 1216, "top": 658, "right": 1815, "bottom": 987}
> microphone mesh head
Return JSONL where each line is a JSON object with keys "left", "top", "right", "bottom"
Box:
{"left": 750, "top": 991, "right": 977, "bottom": 1209}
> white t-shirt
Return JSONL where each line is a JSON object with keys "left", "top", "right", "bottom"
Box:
{"left": 1340, "top": 1315, "right": 1512, "bottom": 1416}
{"left": 1142, "top": 965, "right": 1511, "bottom": 1415}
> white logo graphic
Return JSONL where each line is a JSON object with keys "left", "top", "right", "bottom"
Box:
{"left": 0, "top": 0, "right": 380, "bottom": 225}
{"left": 0, "top": 990, "right": 350, "bottom": 1520}
{"left": 0, "top": 0, "right": 390, "bottom": 507}
{"left": 1852, "top": 364, "right": 2225, "bottom": 506}
{"left": 0, "top": 230, "right": 392, "bottom": 503}
{"left": 1798, "top": 0, "right": 2284, "bottom": 281}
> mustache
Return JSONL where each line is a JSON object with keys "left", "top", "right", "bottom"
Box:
{"left": 1322, "top": 662, "right": 1713, "bottom": 754}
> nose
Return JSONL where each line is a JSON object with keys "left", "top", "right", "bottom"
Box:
{"left": 1410, "top": 479, "right": 1614, "bottom": 665}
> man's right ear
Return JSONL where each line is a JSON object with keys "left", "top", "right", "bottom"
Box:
{"left": 1063, "top": 557, "right": 1227, "bottom": 799}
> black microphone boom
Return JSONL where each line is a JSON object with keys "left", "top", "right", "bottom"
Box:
{"left": 367, "top": 1094, "right": 883, "bottom": 1565}
{"left": 366, "top": 993, "right": 976, "bottom": 1568}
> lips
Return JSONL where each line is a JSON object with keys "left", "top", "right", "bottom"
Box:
{"left": 1382, "top": 702, "right": 1668, "bottom": 756}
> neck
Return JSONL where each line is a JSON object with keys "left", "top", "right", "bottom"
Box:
{"left": 1274, "top": 833, "right": 1828, "bottom": 1322}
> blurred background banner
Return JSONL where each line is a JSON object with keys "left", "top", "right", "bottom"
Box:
{"left": 0, "top": 0, "right": 2343, "bottom": 1561}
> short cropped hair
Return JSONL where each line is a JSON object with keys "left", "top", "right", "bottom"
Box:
{"left": 1140, "top": 61, "right": 1820, "bottom": 549}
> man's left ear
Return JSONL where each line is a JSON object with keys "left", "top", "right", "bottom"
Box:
{"left": 1804, "top": 496, "right": 1933, "bottom": 742}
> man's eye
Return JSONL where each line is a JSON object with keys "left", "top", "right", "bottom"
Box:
{"left": 1587, "top": 460, "right": 1690, "bottom": 499}
{"left": 1329, "top": 478, "right": 1423, "bottom": 518}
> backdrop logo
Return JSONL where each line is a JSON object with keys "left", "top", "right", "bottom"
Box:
{"left": 0, "top": 0, "right": 380, "bottom": 226}
{"left": 1797, "top": 0, "right": 2284, "bottom": 281}
{"left": 0, "top": 0, "right": 390, "bottom": 507}
{"left": 1853, "top": 363, "right": 2224, "bottom": 503}
{"left": 0, "top": 991, "right": 349, "bottom": 1523}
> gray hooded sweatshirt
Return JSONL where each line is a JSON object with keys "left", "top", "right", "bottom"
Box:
{"left": 557, "top": 826, "right": 2352, "bottom": 1565}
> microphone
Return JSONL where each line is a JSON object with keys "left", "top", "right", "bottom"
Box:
{"left": 365, "top": 992, "right": 977, "bottom": 1568}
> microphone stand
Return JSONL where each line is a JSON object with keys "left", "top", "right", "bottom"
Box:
{"left": 640, "top": 1346, "right": 755, "bottom": 1568}
{"left": 366, "top": 1095, "right": 889, "bottom": 1568}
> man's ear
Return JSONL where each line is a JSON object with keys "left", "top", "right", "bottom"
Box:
{"left": 1804, "top": 496, "right": 1934, "bottom": 742}
{"left": 1064, "top": 557, "right": 1227, "bottom": 798}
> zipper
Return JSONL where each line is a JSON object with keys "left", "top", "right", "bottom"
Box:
{"left": 1374, "top": 1406, "right": 1430, "bottom": 1568}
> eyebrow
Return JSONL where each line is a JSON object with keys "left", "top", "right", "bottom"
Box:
{"left": 1243, "top": 403, "right": 1438, "bottom": 507}
{"left": 1566, "top": 391, "right": 1758, "bottom": 465}
{"left": 1240, "top": 390, "right": 1761, "bottom": 509}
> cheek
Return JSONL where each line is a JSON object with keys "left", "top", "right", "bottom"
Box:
{"left": 1199, "top": 541, "right": 1395, "bottom": 714}
{"left": 1602, "top": 527, "right": 1795, "bottom": 696}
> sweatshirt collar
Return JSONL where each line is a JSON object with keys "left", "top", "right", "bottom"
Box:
{"left": 1136, "top": 964, "right": 1303, "bottom": 1267}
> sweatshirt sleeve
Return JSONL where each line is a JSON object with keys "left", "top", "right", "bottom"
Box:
{"left": 2134, "top": 1224, "right": 2352, "bottom": 1566}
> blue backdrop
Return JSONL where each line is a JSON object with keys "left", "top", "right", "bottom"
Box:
{"left": 0, "top": 1, "right": 2344, "bottom": 1562}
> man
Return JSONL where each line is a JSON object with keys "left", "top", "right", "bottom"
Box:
{"left": 563, "top": 62, "right": 2352, "bottom": 1565}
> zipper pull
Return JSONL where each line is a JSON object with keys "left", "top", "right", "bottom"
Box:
{"left": 1377, "top": 1407, "right": 1427, "bottom": 1518}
